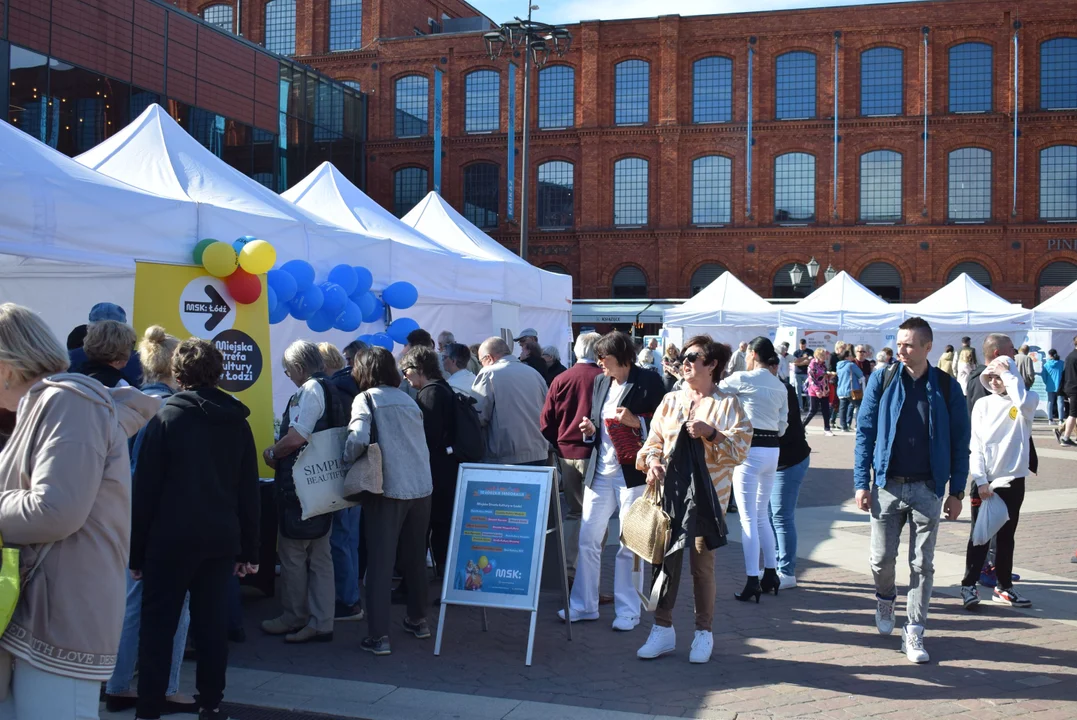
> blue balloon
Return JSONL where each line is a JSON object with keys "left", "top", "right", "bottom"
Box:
{"left": 289, "top": 285, "right": 324, "bottom": 321}
{"left": 387, "top": 317, "right": 420, "bottom": 345}
{"left": 267, "top": 286, "right": 278, "bottom": 314}
{"left": 334, "top": 301, "right": 363, "bottom": 332}
{"left": 357, "top": 334, "right": 375, "bottom": 345}
{"left": 370, "top": 333, "right": 394, "bottom": 351}
{"left": 267, "top": 269, "right": 297, "bottom": 304}
{"left": 359, "top": 293, "right": 384, "bottom": 323}
{"left": 269, "top": 299, "right": 291, "bottom": 324}
{"left": 328, "top": 264, "right": 359, "bottom": 295}
{"left": 281, "top": 259, "right": 316, "bottom": 292}
{"left": 320, "top": 282, "right": 347, "bottom": 315}
{"left": 233, "top": 235, "right": 257, "bottom": 253}
{"left": 353, "top": 266, "right": 374, "bottom": 295}
{"left": 307, "top": 307, "right": 336, "bottom": 333}
{"left": 382, "top": 281, "right": 418, "bottom": 310}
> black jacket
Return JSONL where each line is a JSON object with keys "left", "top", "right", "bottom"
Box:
{"left": 778, "top": 382, "right": 811, "bottom": 471}
{"left": 1064, "top": 349, "right": 1077, "bottom": 395}
{"left": 545, "top": 361, "right": 567, "bottom": 385}
{"left": 583, "top": 365, "right": 668, "bottom": 488}
{"left": 967, "top": 364, "right": 1037, "bottom": 475}
{"left": 330, "top": 366, "right": 360, "bottom": 404}
{"left": 131, "top": 387, "right": 261, "bottom": 569}
{"left": 661, "top": 423, "right": 728, "bottom": 556}
{"left": 79, "top": 360, "right": 128, "bottom": 389}
{"left": 415, "top": 379, "right": 461, "bottom": 501}
{"left": 522, "top": 354, "right": 548, "bottom": 380}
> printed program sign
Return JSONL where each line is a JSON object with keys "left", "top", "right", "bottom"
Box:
{"left": 451, "top": 479, "right": 540, "bottom": 597}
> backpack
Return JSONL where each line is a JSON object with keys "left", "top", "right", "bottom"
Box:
{"left": 449, "top": 391, "right": 485, "bottom": 463}
{"left": 880, "top": 363, "right": 951, "bottom": 402}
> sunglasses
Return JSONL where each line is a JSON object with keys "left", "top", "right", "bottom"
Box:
{"left": 681, "top": 352, "right": 702, "bottom": 364}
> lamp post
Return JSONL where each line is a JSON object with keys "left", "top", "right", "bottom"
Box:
{"left": 789, "top": 257, "right": 836, "bottom": 294}
{"left": 484, "top": 6, "right": 572, "bottom": 261}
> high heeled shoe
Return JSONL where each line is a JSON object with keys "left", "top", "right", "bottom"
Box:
{"left": 760, "top": 568, "right": 781, "bottom": 596}
{"left": 733, "top": 575, "right": 762, "bottom": 603}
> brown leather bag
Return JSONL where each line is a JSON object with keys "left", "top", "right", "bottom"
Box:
{"left": 342, "top": 392, "right": 384, "bottom": 500}
{"left": 620, "top": 483, "right": 670, "bottom": 566}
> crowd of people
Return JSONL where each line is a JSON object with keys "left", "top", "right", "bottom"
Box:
{"left": 0, "top": 299, "right": 1073, "bottom": 718}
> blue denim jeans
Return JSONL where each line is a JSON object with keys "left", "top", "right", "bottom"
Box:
{"left": 1047, "top": 391, "right": 1064, "bottom": 423}
{"left": 768, "top": 455, "right": 809, "bottom": 577}
{"left": 331, "top": 506, "right": 362, "bottom": 607}
{"left": 870, "top": 480, "right": 942, "bottom": 628}
{"left": 106, "top": 575, "right": 189, "bottom": 696}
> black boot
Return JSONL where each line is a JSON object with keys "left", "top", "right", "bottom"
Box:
{"left": 733, "top": 575, "right": 762, "bottom": 603}
{"left": 760, "top": 568, "right": 781, "bottom": 596}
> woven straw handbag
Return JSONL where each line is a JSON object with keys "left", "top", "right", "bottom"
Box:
{"left": 620, "top": 483, "right": 671, "bottom": 567}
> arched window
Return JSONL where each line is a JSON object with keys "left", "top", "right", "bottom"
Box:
{"left": 1039, "top": 261, "right": 1077, "bottom": 302}
{"left": 861, "top": 47, "right": 903, "bottom": 116}
{"left": 860, "top": 150, "right": 902, "bottom": 222}
{"left": 537, "top": 161, "right": 574, "bottom": 229}
{"left": 776, "top": 51, "right": 816, "bottom": 120}
{"left": 692, "top": 156, "right": 732, "bottom": 225}
{"left": 690, "top": 264, "right": 727, "bottom": 296}
{"left": 264, "top": 0, "right": 296, "bottom": 55}
{"left": 329, "top": 0, "right": 363, "bottom": 52}
{"left": 542, "top": 263, "right": 569, "bottom": 274}
{"left": 859, "top": 262, "right": 903, "bottom": 301}
{"left": 948, "top": 148, "right": 992, "bottom": 221}
{"left": 949, "top": 42, "right": 992, "bottom": 112}
{"left": 463, "top": 163, "right": 499, "bottom": 228}
{"left": 693, "top": 57, "right": 733, "bottom": 124}
{"left": 773, "top": 263, "right": 811, "bottom": 299}
{"left": 465, "top": 70, "right": 500, "bottom": 133}
{"left": 1040, "top": 145, "right": 1077, "bottom": 220}
{"left": 947, "top": 261, "right": 992, "bottom": 288}
{"left": 538, "top": 66, "right": 574, "bottom": 129}
{"left": 613, "top": 158, "right": 648, "bottom": 226}
{"left": 774, "top": 152, "right": 816, "bottom": 223}
{"left": 614, "top": 60, "right": 650, "bottom": 125}
{"left": 202, "top": 4, "right": 233, "bottom": 33}
{"left": 394, "top": 75, "right": 428, "bottom": 138}
{"left": 343, "top": 80, "right": 361, "bottom": 91}
{"left": 612, "top": 266, "right": 648, "bottom": 299}
{"left": 393, "top": 167, "right": 428, "bottom": 218}
{"left": 1040, "top": 38, "right": 1077, "bottom": 111}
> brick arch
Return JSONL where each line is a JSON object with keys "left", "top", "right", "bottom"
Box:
{"left": 388, "top": 161, "right": 430, "bottom": 173}
{"left": 463, "top": 65, "right": 501, "bottom": 77}
{"left": 858, "top": 43, "right": 907, "bottom": 55}
{"left": 936, "top": 253, "right": 1005, "bottom": 287}
{"left": 612, "top": 55, "right": 652, "bottom": 68}
{"left": 688, "top": 150, "right": 735, "bottom": 164}
{"left": 680, "top": 260, "right": 734, "bottom": 291}
{"left": 1030, "top": 138, "right": 1077, "bottom": 154}
{"left": 390, "top": 70, "right": 430, "bottom": 84}
{"left": 1036, "top": 32, "right": 1077, "bottom": 47}
{"left": 1028, "top": 253, "right": 1077, "bottom": 288}
{"left": 943, "top": 38, "right": 997, "bottom": 53}
{"left": 855, "top": 146, "right": 904, "bottom": 159}
{"left": 602, "top": 261, "right": 651, "bottom": 292}
{"left": 535, "top": 155, "right": 576, "bottom": 167}
{"left": 195, "top": 0, "right": 233, "bottom": 14}
{"left": 847, "top": 251, "right": 913, "bottom": 287}
{"left": 764, "top": 253, "right": 820, "bottom": 289}
{"left": 687, "top": 51, "right": 735, "bottom": 66}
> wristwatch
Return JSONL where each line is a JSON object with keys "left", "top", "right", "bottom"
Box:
{"left": 949, "top": 490, "right": 965, "bottom": 501}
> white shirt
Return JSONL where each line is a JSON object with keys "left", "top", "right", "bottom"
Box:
{"left": 596, "top": 383, "right": 627, "bottom": 478}
{"left": 286, "top": 377, "right": 325, "bottom": 440}
{"left": 719, "top": 368, "right": 789, "bottom": 435}
{"left": 970, "top": 360, "right": 1038, "bottom": 487}
{"left": 776, "top": 354, "right": 791, "bottom": 382}
{"left": 448, "top": 368, "right": 479, "bottom": 400}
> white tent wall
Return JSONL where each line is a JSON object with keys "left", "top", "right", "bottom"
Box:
{"left": 675, "top": 326, "right": 775, "bottom": 352}
{"left": 1033, "top": 280, "right": 1077, "bottom": 331}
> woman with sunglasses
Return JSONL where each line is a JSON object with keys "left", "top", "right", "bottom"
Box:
{"left": 718, "top": 337, "right": 789, "bottom": 601}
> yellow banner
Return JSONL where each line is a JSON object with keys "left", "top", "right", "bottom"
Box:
{"left": 133, "top": 262, "right": 275, "bottom": 478}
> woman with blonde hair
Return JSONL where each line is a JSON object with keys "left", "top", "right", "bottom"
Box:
{"left": 318, "top": 342, "right": 346, "bottom": 375}
{"left": 956, "top": 347, "right": 977, "bottom": 396}
{"left": 82, "top": 320, "right": 138, "bottom": 388}
{"left": 802, "top": 347, "right": 833, "bottom": 436}
{"left": 0, "top": 304, "right": 158, "bottom": 718}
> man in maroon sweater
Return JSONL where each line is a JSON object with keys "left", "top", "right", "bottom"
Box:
{"left": 541, "top": 332, "right": 603, "bottom": 585}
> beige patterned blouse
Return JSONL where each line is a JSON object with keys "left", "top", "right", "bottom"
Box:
{"left": 635, "top": 387, "right": 752, "bottom": 513}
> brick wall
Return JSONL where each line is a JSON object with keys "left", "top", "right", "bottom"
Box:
{"left": 312, "top": 0, "right": 1076, "bottom": 303}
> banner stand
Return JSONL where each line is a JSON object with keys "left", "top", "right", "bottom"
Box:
{"left": 434, "top": 464, "right": 571, "bottom": 666}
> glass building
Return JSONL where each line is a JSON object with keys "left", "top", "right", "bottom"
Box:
{"left": 1, "top": 0, "right": 366, "bottom": 193}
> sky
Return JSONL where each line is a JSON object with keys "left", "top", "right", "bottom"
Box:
{"left": 468, "top": 0, "right": 925, "bottom": 25}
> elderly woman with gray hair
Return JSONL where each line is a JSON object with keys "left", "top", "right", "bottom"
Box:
{"left": 261, "top": 341, "right": 349, "bottom": 644}
{"left": 541, "top": 345, "right": 567, "bottom": 384}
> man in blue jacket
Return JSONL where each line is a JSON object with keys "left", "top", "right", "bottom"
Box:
{"left": 854, "top": 317, "right": 970, "bottom": 665}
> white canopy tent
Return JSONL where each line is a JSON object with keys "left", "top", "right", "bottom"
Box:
{"left": 401, "top": 192, "right": 572, "bottom": 357}
{"left": 780, "top": 271, "right": 905, "bottom": 331}
{"left": 662, "top": 272, "right": 780, "bottom": 349}
{"left": 1033, "top": 279, "right": 1077, "bottom": 331}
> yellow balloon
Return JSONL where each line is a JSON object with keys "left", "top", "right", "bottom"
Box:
{"left": 238, "top": 239, "right": 276, "bottom": 275}
{"left": 202, "top": 241, "right": 238, "bottom": 277}
{"left": 477, "top": 556, "right": 488, "bottom": 570}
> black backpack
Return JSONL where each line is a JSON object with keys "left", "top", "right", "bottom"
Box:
{"left": 881, "top": 363, "right": 952, "bottom": 401}
{"left": 449, "top": 391, "right": 485, "bottom": 463}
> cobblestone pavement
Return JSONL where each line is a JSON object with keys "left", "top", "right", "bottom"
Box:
{"left": 216, "top": 423, "right": 1077, "bottom": 719}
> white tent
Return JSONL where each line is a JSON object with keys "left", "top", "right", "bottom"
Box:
{"left": 662, "top": 272, "right": 779, "bottom": 349}
{"left": 1033, "top": 279, "right": 1077, "bottom": 331}
{"left": 401, "top": 192, "right": 572, "bottom": 356}
{"left": 780, "top": 271, "right": 905, "bottom": 331}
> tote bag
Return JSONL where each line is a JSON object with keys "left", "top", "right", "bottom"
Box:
{"left": 292, "top": 426, "right": 356, "bottom": 520}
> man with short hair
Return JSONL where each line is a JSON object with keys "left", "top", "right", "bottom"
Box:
{"left": 883, "top": 347, "right": 895, "bottom": 365}
{"left": 406, "top": 329, "right": 436, "bottom": 350}
{"left": 69, "top": 302, "right": 143, "bottom": 385}
{"left": 726, "top": 341, "right": 748, "bottom": 374}
{"left": 854, "top": 317, "right": 970, "bottom": 664}
{"left": 443, "top": 343, "right": 478, "bottom": 400}
{"left": 1014, "top": 345, "right": 1036, "bottom": 390}
{"left": 1059, "top": 336, "right": 1077, "bottom": 447}
{"left": 540, "top": 333, "right": 603, "bottom": 585}
{"left": 514, "top": 328, "right": 539, "bottom": 353}
{"left": 520, "top": 339, "right": 549, "bottom": 379}
{"left": 473, "top": 337, "right": 549, "bottom": 466}
{"left": 776, "top": 342, "right": 791, "bottom": 384}
{"left": 436, "top": 331, "right": 455, "bottom": 353}
{"left": 793, "top": 339, "right": 812, "bottom": 412}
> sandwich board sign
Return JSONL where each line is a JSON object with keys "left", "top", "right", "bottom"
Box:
{"left": 434, "top": 463, "right": 571, "bottom": 665}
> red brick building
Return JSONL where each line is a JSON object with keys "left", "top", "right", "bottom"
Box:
{"left": 173, "top": 0, "right": 1077, "bottom": 306}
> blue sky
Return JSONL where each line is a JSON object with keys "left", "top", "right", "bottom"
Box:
{"left": 468, "top": 0, "right": 924, "bottom": 25}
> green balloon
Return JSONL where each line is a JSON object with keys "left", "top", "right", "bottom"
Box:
{"left": 193, "top": 238, "right": 217, "bottom": 265}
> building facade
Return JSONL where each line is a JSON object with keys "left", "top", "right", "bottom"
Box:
{"left": 175, "top": 0, "right": 1076, "bottom": 305}
{"left": 1, "top": 0, "right": 366, "bottom": 192}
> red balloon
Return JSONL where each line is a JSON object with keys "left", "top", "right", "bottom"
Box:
{"left": 226, "top": 268, "right": 262, "bottom": 305}
{"left": 482, "top": 564, "right": 492, "bottom": 574}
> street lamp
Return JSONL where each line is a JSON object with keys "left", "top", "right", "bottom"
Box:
{"left": 824, "top": 263, "right": 838, "bottom": 282}
{"left": 806, "top": 256, "right": 820, "bottom": 281}
{"left": 484, "top": 5, "right": 572, "bottom": 261}
{"left": 788, "top": 264, "right": 804, "bottom": 287}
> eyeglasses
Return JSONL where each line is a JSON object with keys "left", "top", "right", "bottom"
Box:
{"left": 681, "top": 352, "right": 702, "bottom": 364}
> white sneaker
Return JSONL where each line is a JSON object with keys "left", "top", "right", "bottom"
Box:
{"left": 689, "top": 630, "right": 713, "bottom": 664}
{"left": 777, "top": 573, "right": 797, "bottom": 589}
{"left": 636, "top": 625, "right": 676, "bottom": 659}
{"left": 557, "top": 608, "right": 599, "bottom": 623}
{"left": 824, "top": 430, "right": 834, "bottom": 437}
{"left": 875, "top": 596, "right": 896, "bottom": 636}
{"left": 901, "top": 624, "right": 930, "bottom": 663}
{"left": 612, "top": 615, "right": 639, "bottom": 632}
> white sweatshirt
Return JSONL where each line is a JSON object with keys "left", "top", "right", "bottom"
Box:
{"left": 969, "top": 360, "right": 1038, "bottom": 487}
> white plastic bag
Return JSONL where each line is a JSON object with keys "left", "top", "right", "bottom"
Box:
{"left": 972, "top": 492, "right": 1009, "bottom": 546}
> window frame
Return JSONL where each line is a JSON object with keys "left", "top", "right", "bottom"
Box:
{"left": 775, "top": 51, "right": 817, "bottom": 120}
{"left": 611, "top": 265, "right": 649, "bottom": 299}
{"left": 264, "top": 0, "right": 296, "bottom": 56}
{"left": 947, "top": 147, "right": 993, "bottom": 223}
{"left": 462, "top": 162, "right": 500, "bottom": 229}
{"left": 536, "top": 160, "right": 575, "bottom": 230}
{"left": 692, "top": 56, "right": 733, "bottom": 125}
{"left": 614, "top": 59, "right": 650, "bottom": 126}
{"left": 1040, "top": 37, "right": 1077, "bottom": 111}
{"left": 538, "top": 65, "right": 575, "bottom": 130}
{"left": 691, "top": 155, "right": 733, "bottom": 226}
{"left": 464, "top": 69, "right": 500, "bottom": 134}
{"left": 202, "top": 3, "right": 234, "bottom": 33}
{"left": 1039, "top": 145, "right": 1077, "bottom": 221}
{"left": 613, "top": 157, "right": 649, "bottom": 227}
{"left": 859, "top": 149, "right": 903, "bottom": 223}
{"left": 773, "top": 152, "right": 816, "bottom": 224}
{"left": 948, "top": 41, "right": 993, "bottom": 113}
{"left": 860, "top": 46, "right": 904, "bottom": 117}
{"left": 394, "top": 74, "right": 429, "bottom": 139}
{"left": 329, "top": 0, "right": 363, "bottom": 53}
{"left": 393, "top": 166, "right": 429, "bottom": 218}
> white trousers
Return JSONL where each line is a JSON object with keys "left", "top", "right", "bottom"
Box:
{"left": 0, "top": 655, "right": 99, "bottom": 720}
{"left": 570, "top": 472, "right": 644, "bottom": 620}
{"left": 733, "top": 445, "right": 780, "bottom": 576}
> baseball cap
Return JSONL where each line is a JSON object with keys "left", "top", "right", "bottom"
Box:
{"left": 513, "top": 328, "right": 538, "bottom": 342}
{"left": 88, "top": 302, "right": 127, "bottom": 323}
